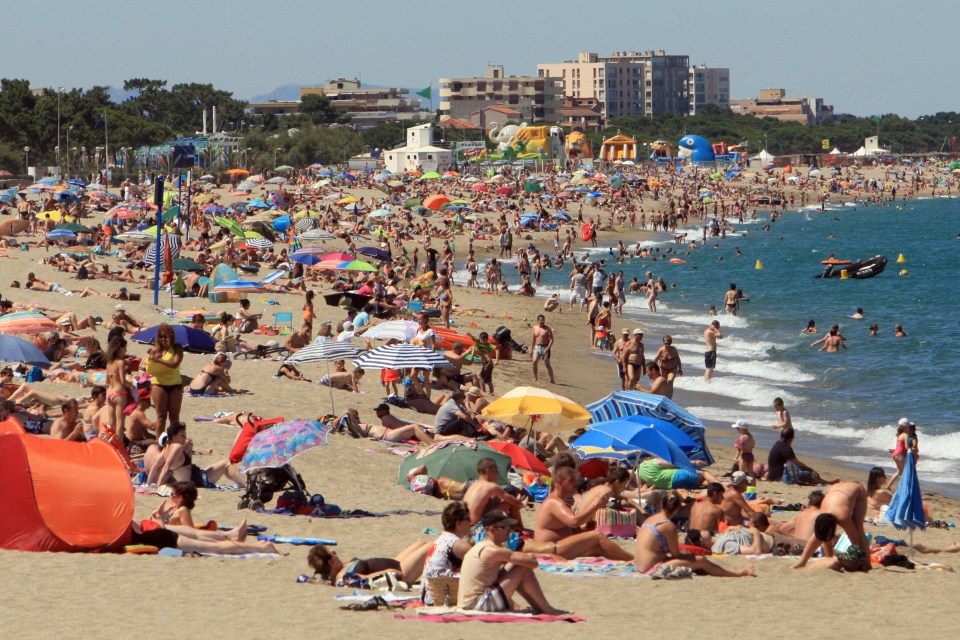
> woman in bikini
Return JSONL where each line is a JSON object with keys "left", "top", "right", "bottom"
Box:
{"left": 146, "top": 324, "right": 184, "bottom": 436}
{"left": 302, "top": 290, "right": 315, "bottom": 332}
{"left": 145, "top": 422, "right": 246, "bottom": 489}
{"left": 105, "top": 336, "right": 133, "bottom": 441}
{"left": 307, "top": 542, "right": 429, "bottom": 587}
{"left": 635, "top": 491, "right": 755, "bottom": 578}
{"left": 865, "top": 467, "right": 892, "bottom": 522}
{"left": 189, "top": 353, "right": 236, "bottom": 395}
{"left": 793, "top": 482, "right": 872, "bottom": 571}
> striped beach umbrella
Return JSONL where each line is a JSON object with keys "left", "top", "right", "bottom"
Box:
{"left": 0, "top": 311, "right": 58, "bottom": 336}
{"left": 360, "top": 320, "right": 419, "bottom": 342}
{"left": 284, "top": 341, "right": 363, "bottom": 413}
{"left": 353, "top": 343, "right": 450, "bottom": 371}
{"left": 242, "top": 237, "right": 274, "bottom": 251}
{"left": 300, "top": 229, "right": 335, "bottom": 242}
{"left": 586, "top": 390, "right": 713, "bottom": 465}
{"left": 144, "top": 234, "right": 182, "bottom": 265}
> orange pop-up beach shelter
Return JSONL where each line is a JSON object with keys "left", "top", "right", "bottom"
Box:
{"left": 0, "top": 433, "right": 134, "bottom": 552}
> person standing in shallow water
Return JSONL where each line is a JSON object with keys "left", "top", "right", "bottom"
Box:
{"left": 703, "top": 320, "right": 722, "bottom": 382}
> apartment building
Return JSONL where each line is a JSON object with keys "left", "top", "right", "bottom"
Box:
{"left": 688, "top": 64, "right": 730, "bottom": 115}
{"left": 438, "top": 66, "right": 562, "bottom": 123}
{"left": 729, "top": 88, "right": 833, "bottom": 125}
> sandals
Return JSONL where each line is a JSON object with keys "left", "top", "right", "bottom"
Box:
{"left": 339, "top": 596, "right": 391, "bottom": 611}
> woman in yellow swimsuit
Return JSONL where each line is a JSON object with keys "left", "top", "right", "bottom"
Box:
{"left": 146, "top": 324, "right": 184, "bottom": 437}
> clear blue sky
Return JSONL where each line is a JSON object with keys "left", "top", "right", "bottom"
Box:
{"left": 3, "top": 0, "right": 956, "bottom": 117}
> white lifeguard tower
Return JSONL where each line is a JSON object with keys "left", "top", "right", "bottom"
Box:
{"left": 383, "top": 124, "right": 453, "bottom": 174}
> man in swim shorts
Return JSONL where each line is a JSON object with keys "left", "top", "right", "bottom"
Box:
{"left": 703, "top": 320, "right": 722, "bottom": 382}
{"left": 530, "top": 315, "right": 555, "bottom": 384}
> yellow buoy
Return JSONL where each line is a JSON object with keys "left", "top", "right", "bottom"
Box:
{"left": 897, "top": 253, "right": 906, "bottom": 263}
{"left": 839, "top": 269, "right": 849, "bottom": 279}
{"left": 755, "top": 260, "right": 764, "bottom": 270}
{"left": 899, "top": 269, "right": 908, "bottom": 276}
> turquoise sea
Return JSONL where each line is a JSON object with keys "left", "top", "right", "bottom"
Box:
{"left": 505, "top": 197, "right": 960, "bottom": 492}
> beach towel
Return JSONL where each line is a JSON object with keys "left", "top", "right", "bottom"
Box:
{"left": 257, "top": 535, "right": 336, "bottom": 546}
{"left": 157, "top": 548, "right": 281, "bottom": 559}
{"left": 258, "top": 506, "right": 442, "bottom": 519}
{"left": 394, "top": 607, "right": 585, "bottom": 623}
{"left": 534, "top": 556, "right": 639, "bottom": 578}
{"left": 188, "top": 391, "right": 250, "bottom": 398}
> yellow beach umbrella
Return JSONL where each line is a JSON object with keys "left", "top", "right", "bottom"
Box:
{"left": 36, "top": 210, "right": 74, "bottom": 222}
{"left": 481, "top": 386, "right": 591, "bottom": 434}
{"left": 338, "top": 196, "right": 359, "bottom": 204}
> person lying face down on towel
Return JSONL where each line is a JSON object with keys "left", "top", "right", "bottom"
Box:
{"left": 129, "top": 516, "right": 281, "bottom": 556}
{"left": 457, "top": 510, "right": 566, "bottom": 615}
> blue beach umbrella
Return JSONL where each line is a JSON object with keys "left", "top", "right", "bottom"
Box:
{"left": 131, "top": 324, "right": 216, "bottom": 354}
{"left": 585, "top": 419, "right": 696, "bottom": 470}
{"left": 290, "top": 253, "right": 322, "bottom": 266}
{"left": 570, "top": 429, "right": 641, "bottom": 461}
{"left": 885, "top": 451, "right": 925, "bottom": 559}
{"left": 0, "top": 334, "right": 51, "bottom": 366}
{"left": 46, "top": 229, "right": 76, "bottom": 241}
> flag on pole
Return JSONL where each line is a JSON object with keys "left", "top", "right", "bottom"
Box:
{"left": 821, "top": 139, "right": 830, "bottom": 150}
{"left": 416, "top": 86, "right": 432, "bottom": 100}
{"left": 94, "top": 112, "right": 105, "bottom": 129}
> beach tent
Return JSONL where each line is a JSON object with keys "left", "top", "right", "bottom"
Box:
{"left": 749, "top": 149, "right": 775, "bottom": 164}
{"left": 829, "top": 148, "right": 844, "bottom": 155}
{"left": 0, "top": 434, "right": 134, "bottom": 552}
{"left": 207, "top": 263, "right": 240, "bottom": 303}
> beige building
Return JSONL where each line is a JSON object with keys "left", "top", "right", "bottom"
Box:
{"left": 247, "top": 78, "right": 431, "bottom": 129}
{"left": 688, "top": 64, "right": 730, "bottom": 115}
{"left": 439, "top": 66, "right": 562, "bottom": 124}
{"left": 538, "top": 51, "right": 699, "bottom": 120}
{"left": 730, "top": 88, "right": 833, "bottom": 125}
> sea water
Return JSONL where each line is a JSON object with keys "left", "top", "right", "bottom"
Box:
{"left": 521, "top": 197, "right": 960, "bottom": 492}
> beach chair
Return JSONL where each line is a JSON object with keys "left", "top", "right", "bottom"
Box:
{"left": 273, "top": 311, "right": 294, "bottom": 333}
{"left": 406, "top": 300, "right": 424, "bottom": 315}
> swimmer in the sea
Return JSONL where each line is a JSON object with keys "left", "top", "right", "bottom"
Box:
{"left": 850, "top": 308, "right": 863, "bottom": 319}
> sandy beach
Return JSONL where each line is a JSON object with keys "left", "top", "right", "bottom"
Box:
{"left": 3, "top": 166, "right": 960, "bottom": 639}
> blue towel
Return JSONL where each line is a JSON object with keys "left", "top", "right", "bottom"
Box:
{"left": 258, "top": 535, "right": 337, "bottom": 546}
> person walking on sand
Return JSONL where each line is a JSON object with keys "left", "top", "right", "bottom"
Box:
{"left": 703, "top": 320, "right": 722, "bottom": 382}
{"left": 530, "top": 314, "right": 555, "bottom": 384}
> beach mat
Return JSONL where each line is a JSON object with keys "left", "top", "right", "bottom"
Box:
{"left": 258, "top": 535, "right": 336, "bottom": 546}
{"left": 257, "top": 507, "right": 443, "bottom": 519}
{"left": 535, "top": 556, "right": 641, "bottom": 578}
{"left": 395, "top": 607, "right": 585, "bottom": 623}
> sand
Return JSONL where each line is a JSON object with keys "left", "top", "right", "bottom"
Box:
{"left": 3, "top": 169, "right": 960, "bottom": 639}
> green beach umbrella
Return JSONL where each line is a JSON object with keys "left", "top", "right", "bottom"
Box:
{"left": 161, "top": 205, "right": 181, "bottom": 223}
{"left": 397, "top": 442, "right": 511, "bottom": 486}
{"left": 56, "top": 222, "right": 93, "bottom": 233}
{"left": 214, "top": 216, "right": 245, "bottom": 237}
{"left": 275, "top": 165, "right": 294, "bottom": 172}
{"left": 338, "top": 259, "right": 378, "bottom": 272}
{"left": 403, "top": 197, "right": 422, "bottom": 209}
{"left": 523, "top": 181, "right": 543, "bottom": 193}
{"left": 171, "top": 258, "right": 204, "bottom": 272}
{"left": 419, "top": 171, "right": 442, "bottom": 180}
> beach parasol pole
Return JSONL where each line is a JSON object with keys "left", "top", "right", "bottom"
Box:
{"left": 152, "top": 176, "right": 164, "bottom": 306}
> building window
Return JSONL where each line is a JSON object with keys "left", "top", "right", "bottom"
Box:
{"left": 476, "top": 82, "right": 486, "bottom": 91}
{"left": 428, "top": 155, "right": 433, "bottom": 159}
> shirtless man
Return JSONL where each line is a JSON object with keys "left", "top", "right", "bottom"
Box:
{"left": 360, "top": 403, "right": 434, "bottom": 444}
{"left": 437, "top": 343, "right": 480, "bottom": 391}
{"left": 769, "top": 490, "right": 824, "bottom": 540}
{"left": 611, "top": 328, "right": 630, "bottom": 389}
{"left": 126, "top": 388, "right": 159, "bottom": 452}
{"left": 82, "top": 386, "right": 107, "bottom": 431}
{"left": 653, "top": 335, "right": 682, "bottom": 381}
{"left": 811, "top": 323, "right": 845, "bottom": 349}
{"left": 772, "top": 397, "right": 793, "bottom": 431}
{"left": 638, "top": 362, "right": 672, "bottom": 399}
{"left": 528, "top": 467, "right": 633, "bottom": 561}
{"left": 530, "top": 315, "right": 555, "bottom": 384}
{"left": 703, "top": 320, "right": 722, "bottom": 382}
{"left": 723, "top": 283, "right": 739, "bottom": 316}
{"left": 50, "top": 399, "right": 85, "bottom": 442}
{"left": 462, "top": 458, "right": 526, "bottom": 528}
{"left": 720, "top": 472, "right": 759, "bottom": 526}
{"left": 284, "top": 325, "right": 311, "bottom": 352}
{"left": 818, "top": 327, "right": 846, "bottom": 352}
{"left": 620, "top": 328, "right": 645, "bottom": 389}
{"left": 318, "top": 367, "right": 365, "bottom": 393}
{"left": 688, "top": 482, "right": 725, "bottom": 547}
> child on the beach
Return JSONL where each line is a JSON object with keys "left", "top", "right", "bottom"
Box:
{"left": 732, "top": 419, "right": 756, "bottom": 475}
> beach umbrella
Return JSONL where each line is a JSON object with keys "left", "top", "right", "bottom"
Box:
{"left": 481, "top": 386, "right": 590, "bottom": 434}
{"left": 360, "top": 320, "right": 419, "bottom": 342}
{"left": 212, "top": 279, "right": 265, "bottom": 294}
{"left": 266, "top": 177, "right": 287, "bottom": 184}
{"left": 584, "top": 420, "right": 695, "bottom": 471}
{"left": 312, "top": 259, "right": 347, "bottom": 271}
{"left": 322, "top": 292, "right": 371, "bottom": 311}
{"left": 586, "top": 391, "right": 713, "bottom": 465}
{"left": 424, "top": 194, "right": 451, "bottom": 211}
{"left": 356, "top": 247, "right": 390, "bottom": 261}
{"left": 338, "top": 196, "right": 359, "bottom": 205}
{"left": 0, "top": 312, "right": 58, "bottom": 336}
{"left": 283, "top": 342, "right": 362, "bottom": 412}
{"left": 0, "top": 334, "right": 51, "bottom": 366}
{"left": 131, "top": 324, "right": 216, "bottom": 354}
{"left": 397, "top": 441, "right": 511, "bottom": 486}
{"left": 203, "top": 205, "right": 226, "bottom": 215}
{"left": 367, "top": 209, "right": 392, "bottom": 219}
{"left": 337, "top": 259, "right": 378, "bottom": 272}
{"left": 885, "top": 452, "right": 925, "bottom": 560}
{"left": 403, "top": 197, "right": 422, "bottom": 209}
{"left": 46, "top": 229, "right": 76, "bottom": 241}
{"left": 419, "top": 171, "right": 442, "bottom": 180}
{"left": 495, "top": 186, "right": 514, "bottom": 196}
{"left": 55, "top": 222, "right": 92, "bottom": 234}
{"left": 487, "top": 441, "right": 550, "bottom": 476}
{"left": 322, "top": 252, "right": 354, "bottom": 262}
{"left": 523, "top": 181, "right": 543, "bottom": 193}
{"left": 470, "top": 183, "right": 488, "bottom": 192}
{"left": 570, "top": 429, "right": 641, "bottom": 462}
{"left": 171, "top": 258, "right": 204, "bottom": 272}
{"left": 300, "top": 229, "right": 335, "bottom": 242}
{"left": 242, "top": 237, "right": 273, "bottom": 251}
{"left": 144, "top": 234, "right": 182, "bottom": 265}
{"left": 240, "top": 419, "right": 331, "bottom": 473}
{"left": 275, "top": 165, "right": 294, "bottom": 172}
{"left": 214, "top": 216, "right": 245, "bottom": 237}
{"left": 290, "top": 253, "right": 322, "bottom": 266}
{"left": 247, "top": 199, "right": 270, "bottom": 209}
{"left": 342, "top": 203, "right": 363, "bottom": 213}
{"left": 226, "top": 169, "right": 250, "bottom": 176}
{"left": 353, "top": 343, "right": 450, "bottom": 371}
{"left": 247, "top": 175, "right": 265, "bottom": 184}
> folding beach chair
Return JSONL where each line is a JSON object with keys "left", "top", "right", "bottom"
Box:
{"left": 273, "top": 311, "right": 294, "bottom": 333}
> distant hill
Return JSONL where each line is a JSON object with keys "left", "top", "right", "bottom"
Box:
{"left": 248, "top": 82, "right": 432, "bottom": 104}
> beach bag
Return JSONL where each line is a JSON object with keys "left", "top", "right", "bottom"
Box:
{"left": 596, "top": 508, "right": 637, "bottom": 538}
{"left": 409, "top": 474, "right": 436, "bottom": 496}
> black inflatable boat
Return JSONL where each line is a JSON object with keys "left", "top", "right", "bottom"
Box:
{"left": 815, "top": 255, "right": 888, "bottom": 279}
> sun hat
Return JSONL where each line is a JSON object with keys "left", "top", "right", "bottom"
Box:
{"left": 732, "top": 419, "right": 749, "bottom": 430}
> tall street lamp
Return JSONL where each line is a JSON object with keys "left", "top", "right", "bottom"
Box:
{"left": 274, "top": 148, "right": 281, "bottom": 167}
{"left": 23, "top": 146, "right": 30, "bottom": 177}
{"left": 66, "top": 125, "right": 73, "bottom": 177}
{"left": 57, "top": 86, "right": 64, "bottom": 176}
